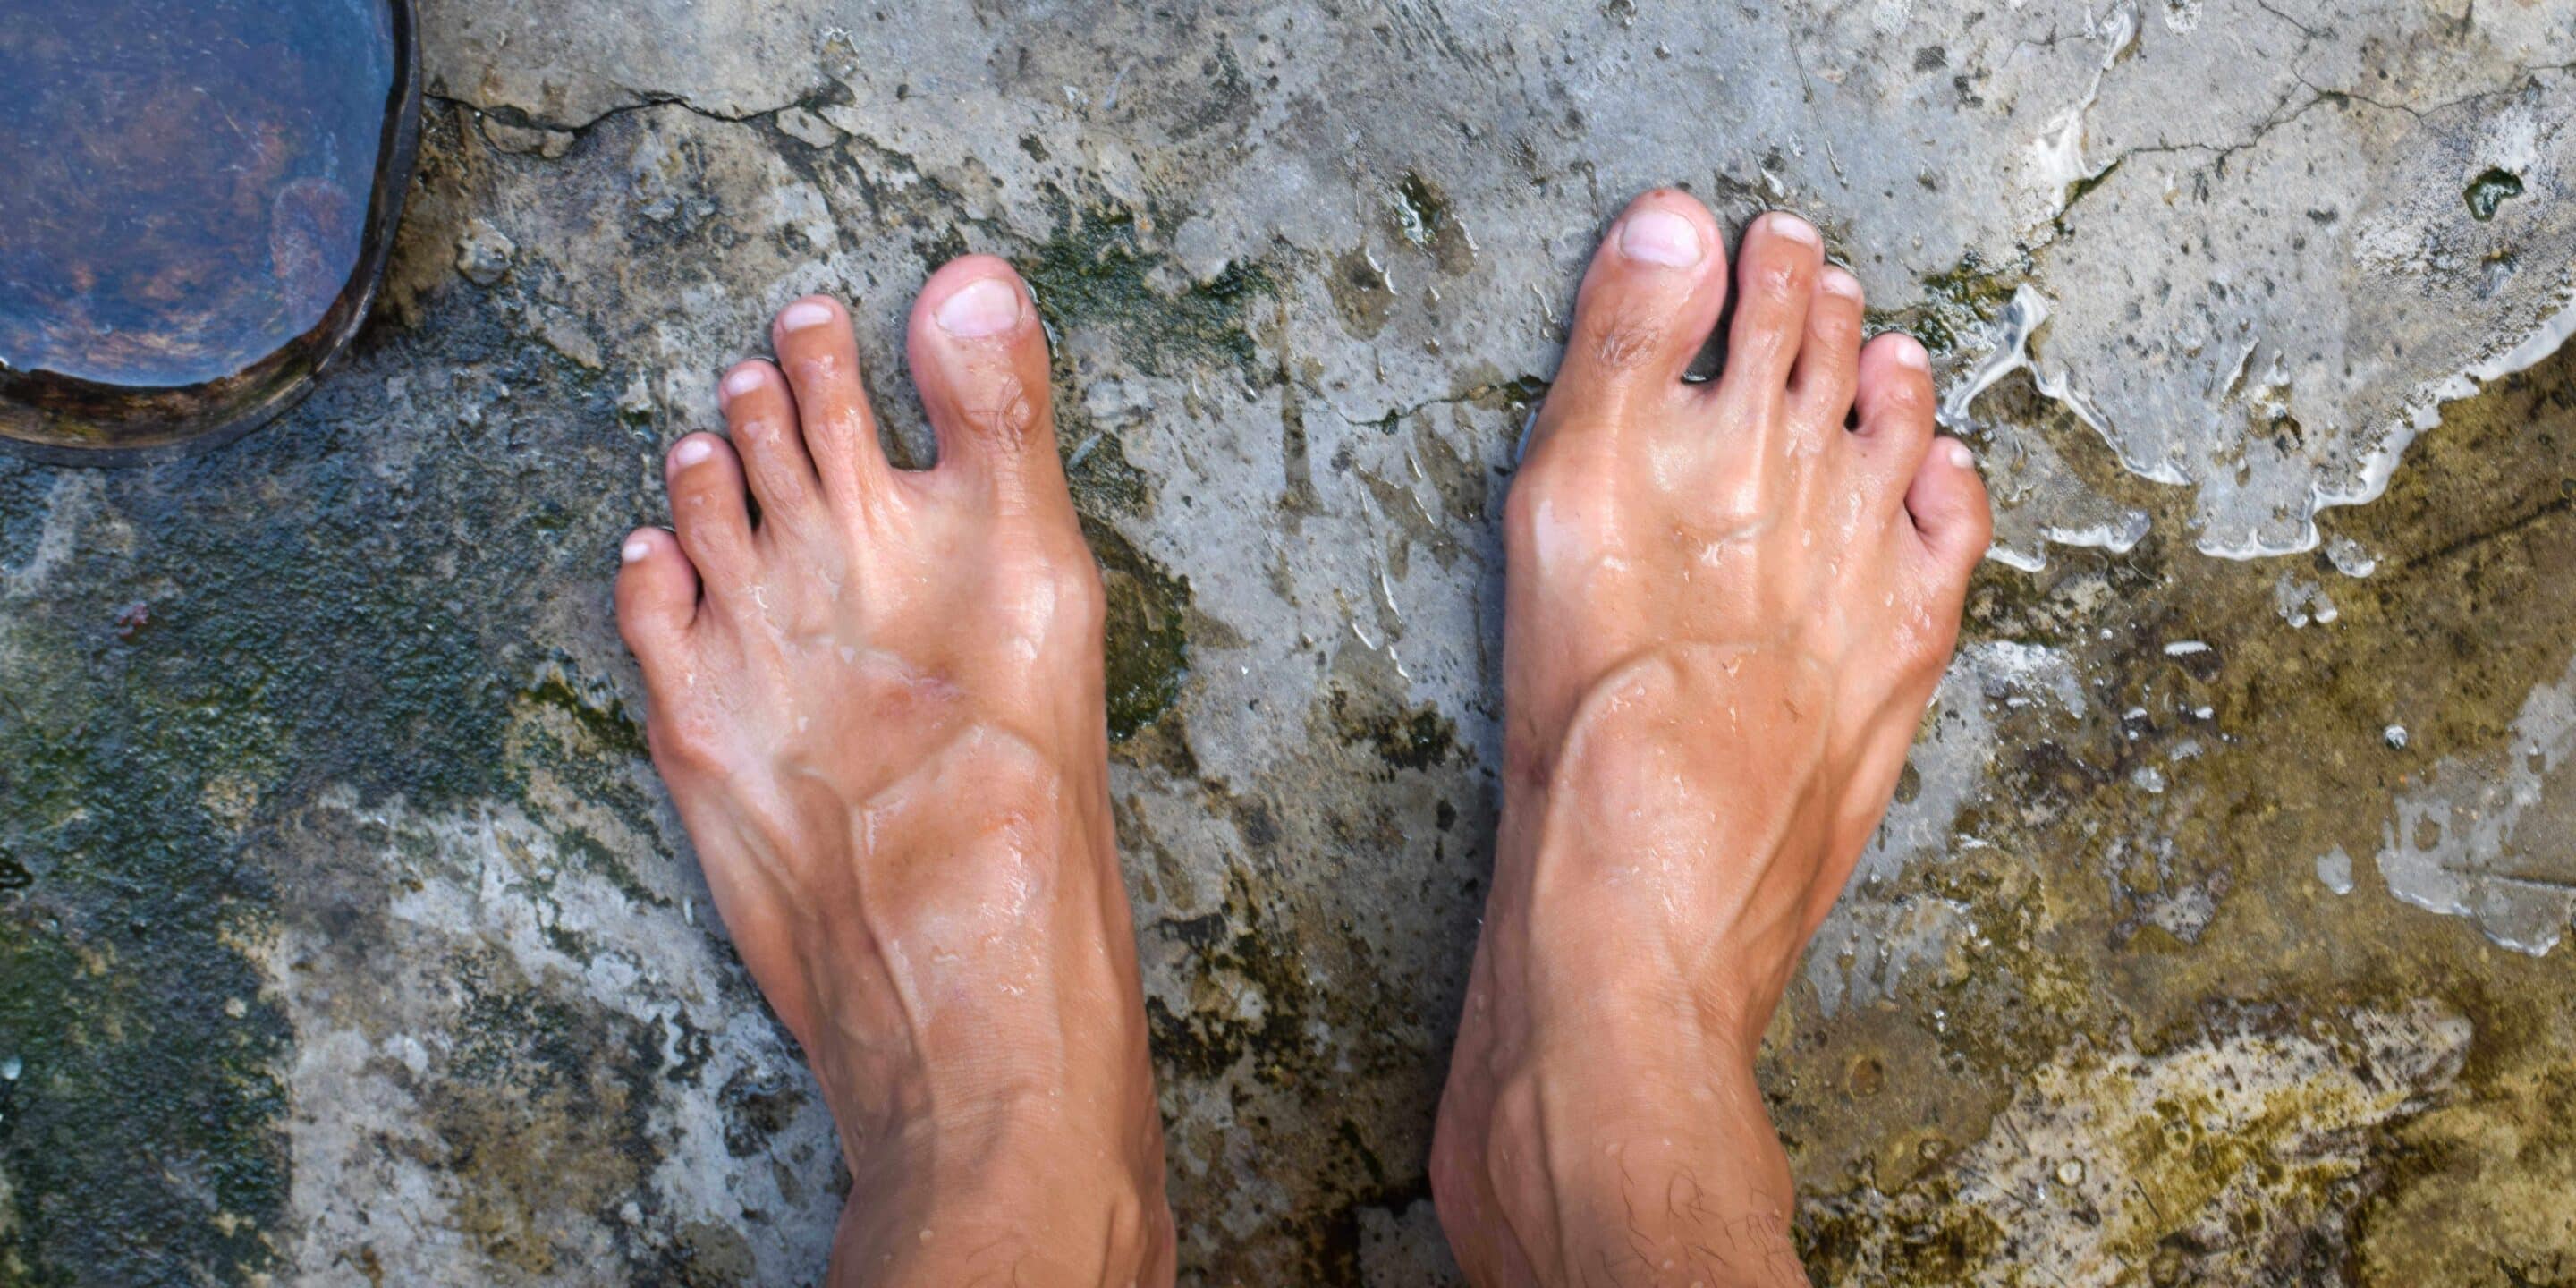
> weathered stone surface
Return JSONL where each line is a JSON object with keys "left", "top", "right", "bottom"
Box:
{"left": 4, "top": 2, "right": 2574, "bottom": 1284}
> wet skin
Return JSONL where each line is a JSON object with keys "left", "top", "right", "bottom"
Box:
{"left": 615, "top": 258, "right": 1174, "bottom": 1284}
{"left": 617, "top": 191, "right": 1986, "bottom": 1285}
{"left": 1428, "top": 191, "right": 1988, "bottom": 1286}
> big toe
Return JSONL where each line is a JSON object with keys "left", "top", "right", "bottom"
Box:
{"left": 1541, "top": 190, "right": 1730, "bottom": 428}
{"left": 906, "top": 256, "right": 1061, "bottom": 506}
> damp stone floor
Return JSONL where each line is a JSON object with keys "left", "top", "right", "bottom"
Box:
{"left": 4, "top": 1, "right": 2576, "bottom": 1284}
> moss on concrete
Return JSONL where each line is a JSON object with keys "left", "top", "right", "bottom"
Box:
{"left": 1884, "top": 252, "right": 2029, "bottom": 354}
{"left": 1020, "top": 191, "right": 1274, "bottom": 378}
{"left": 1785, "top": 343, "right": 2576, "bottom": 1284}
{"left": 0, "top": 237, "right": 649, "bottom": 1281}
{"left": 1090, "top": 521, "right": 1192, "bottom": 744}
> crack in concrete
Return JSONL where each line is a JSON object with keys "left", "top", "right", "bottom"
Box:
{"left": 2396, "top": 488, "right": 2576, "bottom": 574}
{"left": 427, "top": 87, "right": 844, "bottom": 139}
{"left": 2044, "top": 58, "right": 2572, "bottom": 236}
{"left": 1311, "top": 376, "right": 1546, "bottom": 440}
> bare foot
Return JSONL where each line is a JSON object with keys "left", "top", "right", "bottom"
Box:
{"left": 615, "top": 259, "right": 1174, "bottom": 1285}
{"left": 1429, "top": 192, "right": 1991, "bottom": 1285}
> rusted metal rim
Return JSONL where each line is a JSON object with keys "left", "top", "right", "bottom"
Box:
{"left": 0, "top": 0, "right": 423, "bottom": 467}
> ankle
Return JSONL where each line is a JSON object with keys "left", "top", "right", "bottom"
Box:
{"left": 833, "top": 1111, "right": 1173, "bottom": 1287}
{"left": 832, "top": 1179, "right": 1172, "bottom": 1288}
{"left": 1438, "top": 1051, "right": 1801, "bottom": 1287}
{"left": 826, "top": 1063, "right": 1162, "bottom": 1189}
{"left": 1489, "top": 821, "right": 1808, "bottom": 1058}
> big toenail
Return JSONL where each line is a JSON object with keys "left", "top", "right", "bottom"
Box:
{"left": 936, "top": 277, "right": 1023, "bottom": 337}
{"left": 1618, "top": 208, "right": 1704, "bottom": 267}
{"left": 721, "top": 367, "right": 766, "bottom": 402}
{"left": 674, "top": 438, "right": 715, "bottom": 467}
{"left": 1891, "top": 335, "right": 1930, "bottom": 369}
{"left": 622, "top": 536, "right": 653, "bottom": 563}
{"left": 1767, "top": 212, "right": 1820, "bottom": 245}
{"left": 777, "top": 300, "right": 836, "bottom": 332}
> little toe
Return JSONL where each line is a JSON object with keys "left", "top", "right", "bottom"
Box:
{"left": 1852, "top": 331, "right": 1939, "bottom": 499}
{"left": 905, "top": 255, "right": 1063, "bottom": 506}
{"left": 718, "top": 360, "right": 820, "bottom": 531}
{"left": 1539, "top": 189, "right": 1730, "bottom": 434}
{"left": 1787, "top": 266, "right": 1865, "bottom": 440}
{"left": 1714, "top": 211, "right": 1826, "bottom": 417}
{"left": 665, "top": 432, "right": 759, "bottom": 585}
{"left": 770, "top": 294, "right": 893, "bottom": 508}
{"left": 614, "top": 526, "right": 699, "bottom": 662}
{"left": 1905, "top": 436, "right": 1995, "bottom": 586}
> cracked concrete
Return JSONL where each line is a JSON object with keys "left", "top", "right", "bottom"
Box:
{"left": 5, "top": 2, "right": 2576, "bottom": 1284}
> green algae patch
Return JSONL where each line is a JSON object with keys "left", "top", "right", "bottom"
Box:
{"left": 1020, "top": 191, "right": 1274, "bottom": 378}
{"left": 1890, "top": 252, "right": 2027, "bottom": 354}
{"left": 1012, "top": 189, "right": 1273, "bottom": 747}
{"left": 1061, "top": 417, "right": 1157, "bottom": 518}
{"left": 1089, "top": 521, "right": 1191, "bottom": 744}
{"left": 1326, "top": 248, "right": 1396, "bottom": 340}
{"left": 0, "top": 615, "right": 292, "bottom": 1285}
{"left": 1786, "top": 343, "right": 2576, "bottom": 1281}
{"left": 434, "top": 952, "right": 660, "bottom": 1278}
{"left": 2465, "top": 168, "right": 2524, "bottom": 221}
{"left": 1140, "top": 867, "right": 1321, "bottom": 1088}
{"left": 518, "top": 665, "right": 648, "bottom": 766}
{"left": 1390, "top": 171, "right": 1477, "bottom": 277}
{"left": 1802, "top": 1011, "right": 2466, "bottom": 1284}
{"left": 1324, "top": 682, "right": 1457, "bottom": 773}
{"left": 1801, "top": 1185, "right": 2009, "bottom": 1285}
{"left": 0, "top": 259, "right": 656, "bottom": 1281}
{"left": 504, "top": 661, "right": 668, "bottom": 912}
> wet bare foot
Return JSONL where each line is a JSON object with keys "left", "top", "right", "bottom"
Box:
{"left": 615, "top": 260, "right": 1174, "bottom": 1285}
{"left": 1429, "top": 192, "right": 1991, "bottom": 1285}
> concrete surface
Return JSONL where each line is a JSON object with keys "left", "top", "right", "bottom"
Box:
{"left": 4, "top": 1, "right": 2575, "bottom": 1284}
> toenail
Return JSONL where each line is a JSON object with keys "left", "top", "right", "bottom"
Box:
{"left": 776, "top": 300, "right": 836, "bottom": 332}
{"left": 1821, "top": 267, "right": 1863, "bottom": 298}
{"left": 1766, "top": 211, "right": 1820, "bottom": 246}
{"left": 1618, "top": 208, "right": 1704, "bottom": 267}
{"left": 721, "top": 366, "right": 767, "bottom": 402}
{"left": 1890, "top": 335, "right": 1930, "bottom": 369}
{"left": 622, "top": 536, "right": 653, "bottom": 563}
{"left": 674, "top": 437, "right": 715, "bottom": 467}
{"left": 935, "top": 276, "right": 1024, "bottom": 338}
{"left": 1945, "top": 440, "right": 1977, "bottom": 469}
